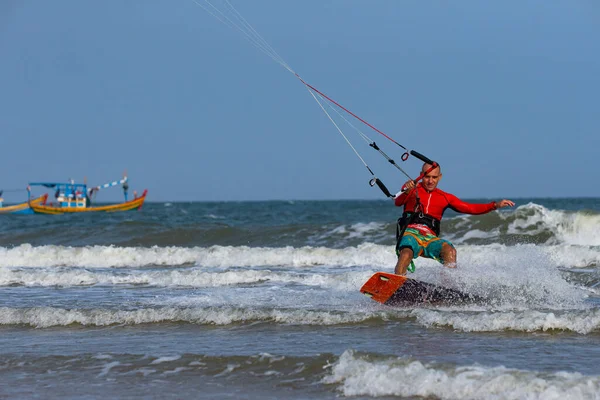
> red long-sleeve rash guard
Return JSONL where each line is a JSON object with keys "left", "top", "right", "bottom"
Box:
{"left": 394, "top": 184, "right": 496, "bottom": 221}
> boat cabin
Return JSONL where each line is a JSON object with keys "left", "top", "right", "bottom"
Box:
{"left": 29, "top": 182, "right": 91, "bottom": 208}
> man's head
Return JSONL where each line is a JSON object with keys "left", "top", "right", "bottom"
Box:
{"left": 421, "top": 163, "right": 442, "bottom": 192}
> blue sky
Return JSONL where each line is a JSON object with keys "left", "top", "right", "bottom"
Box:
{"left": 1, "top": 1, "right": 598, "bottom": 202}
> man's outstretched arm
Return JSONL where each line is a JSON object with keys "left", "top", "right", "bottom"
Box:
{"left": 447, "top": 193, "right": 515, "bottom": 215}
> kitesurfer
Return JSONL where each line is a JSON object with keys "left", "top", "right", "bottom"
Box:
{"left": 394, "top": 163, "right": 514, "bottom": 275}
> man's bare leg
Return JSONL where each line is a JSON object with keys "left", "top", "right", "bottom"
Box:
{"left": 440, "top": 243, "right": 457, "bottom": 268}
{"left": 395, "top": 248, "right": 414, "bottom": 275}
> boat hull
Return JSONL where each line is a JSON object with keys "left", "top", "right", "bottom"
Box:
{"left": 30, "top": 190, "right": 147, "bottom": 214}
{"left": 0, "top": 194, "right": 48, "bottom": 215}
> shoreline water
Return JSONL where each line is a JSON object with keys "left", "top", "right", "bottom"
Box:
{"left": 1, "top": 199, "right": 599, "bottom": 399}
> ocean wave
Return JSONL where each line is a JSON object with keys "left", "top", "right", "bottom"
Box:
{"left": 0, "top": 243, "right": 395, "bottom": 269}
{"left": 507, "top": 203, "right": 600, "bottom": 246}
{"left": 324, "top": 350, "right": 600, "bottom": 399}
{"left": 446, "top": 202, "right": 600, "bottom": 246}
{"left": 0, "top": 306, "right": 392, "bottom": 328}
{"left": 412, "top": 308, "right": 600, "bottom": 335}
{"left": 2, "top": 241, "right": 600, "bottom": 270}
{"left": 2, "top": 305, "right": 599, "bottom": 334}
{"left": 0, "top": 267, "right": 369, "bottom": 291}
{"left": 287, "top": 202, "right": 600, "bottom": 247}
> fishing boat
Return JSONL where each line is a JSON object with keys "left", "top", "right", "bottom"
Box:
{"left": 0, "top": 194, "right": 48, "bottom": 215}
{"left": 28, "top": 176, "right": 147, "bottom": 214}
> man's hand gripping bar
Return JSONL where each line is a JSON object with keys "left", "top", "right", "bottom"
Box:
{"left": 401, "top": 150, "right": 440, "bottom": 193}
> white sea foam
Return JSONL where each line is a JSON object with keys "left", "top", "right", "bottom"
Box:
{"left": 0, "top": 243, "right": 396, "bottom": 269}
{"left": 0, "top": 267, "right": 371, "bottom": 291}
{"left": 434, "top": 243, "right": 589, "bottom": 308}
{"left": 412, "top": 308, "right": 600, "bottom": 334}
{"left": 2, "top": 242, "right": 600, "bottom": 271}
{"left": 324, "top": 350, "right": 600, "bottom": 399}
{"left": 556, "top": 212, "right": 600, "bottom": 246}
{"left": 0, "top": 247, "right": 588, "bottom": 310}
{"left": 0, "top": 306, "right": 390, "bottom": 328}
{"left": 2, "top": 305, "right": 598, "bottom": 334}
{"left": 0, "top": 244, "right": 201, "bottom": 268}
{"left": 0, "top": 243, "right": 597, "bottom": 309}
{"left": 0, "top": 267, "right": 270, "bottom": 288}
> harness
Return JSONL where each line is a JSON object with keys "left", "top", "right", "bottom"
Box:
{"left": 394, "top": 188, "right": 442, "bottom": 272}
{"left": 396, "top": 187, "right": 441, "bottom": 239}
{"left": 397, "top": 212, "right": 441, "bottom": 237}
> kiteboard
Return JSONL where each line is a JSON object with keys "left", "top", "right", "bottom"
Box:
{"left": 360, "top": 272, "right": 481, "bottom": 306}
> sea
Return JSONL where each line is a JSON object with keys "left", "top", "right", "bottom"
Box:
{"left": 1, "top": 198, "right": 600, "bottom": 399}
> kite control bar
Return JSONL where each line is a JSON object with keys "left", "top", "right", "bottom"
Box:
{"left": 399, "top": 150, "right": 440, "bottom": 193}
{"left": 410, "top": 150, "right": 436, "bottom": 166}
{"left": 411, "top": 150, "right": 439, "bottom": 184}
{"left": 371, "top": 148, "right": 441, "bottom": 197}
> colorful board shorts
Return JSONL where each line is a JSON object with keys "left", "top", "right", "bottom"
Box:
{"left": 396, "top": 225, "right": 454, "bottom": 263}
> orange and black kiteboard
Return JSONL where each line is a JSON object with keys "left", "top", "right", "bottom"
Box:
{"left": 360, "top": 272, "right": 481, "bottom": 306}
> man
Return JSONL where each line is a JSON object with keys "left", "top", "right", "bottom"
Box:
{"left": 394, "top": 163, "right": 514, "bottom": 275}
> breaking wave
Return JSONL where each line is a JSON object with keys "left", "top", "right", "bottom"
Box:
{"left": 324, "top": 350, "right": 600, "bottom": 399}
{"left": 2, "top": 306, "right": 599, "bottom": 334}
